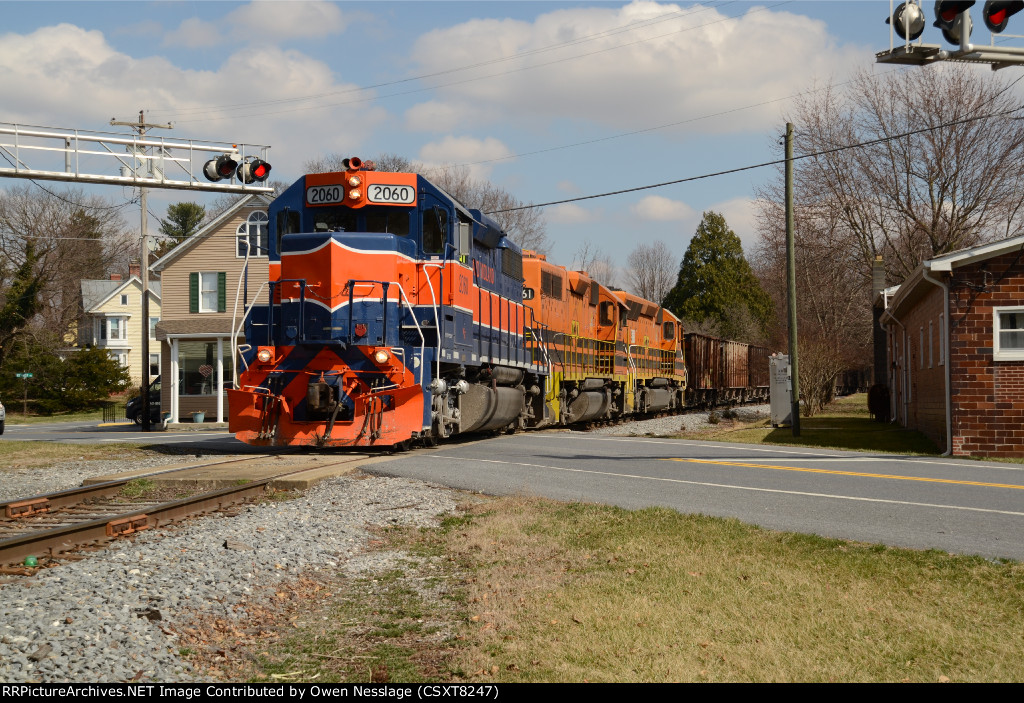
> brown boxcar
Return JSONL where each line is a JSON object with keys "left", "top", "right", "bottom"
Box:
{"left": 684, "top": 332, "right": 721, "bottom": 407}
{"left": 720, "top": 340, "right": 749, "bottom": 401}
{"left": 747, "top": 345, "right": 771, "bottom": 402}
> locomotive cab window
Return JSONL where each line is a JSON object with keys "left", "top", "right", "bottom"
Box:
{"left": 276, "top": 209, "right": 301, "bottom": 256}
{"left": 599, "top": 301, "right": 614, "bottom": 326}
{"left": 314, "top": 208, "right": 358, "bottom": 233}
{"left": 364, "top": 207, "right": 410, "bottom": 236}
{"left": 423, "top": 206, "right": 448, "bottom": 255}
{"left": 663, "top": 321, "right": 675, "bottom": 340}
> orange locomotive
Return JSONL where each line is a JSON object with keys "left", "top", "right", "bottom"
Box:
{"left": 227, "top": 159, "right": 686, "bottom": 447}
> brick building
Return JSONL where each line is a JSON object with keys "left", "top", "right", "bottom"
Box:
{"left": 881, "top": 235, "right": 1024, "bottom": 457}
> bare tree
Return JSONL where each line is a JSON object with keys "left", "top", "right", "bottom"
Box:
{"left": 626, "top": 240, "right": 675, "bottom": 304}
{"left": 304, "top": 153, "right": 549, "bottom": 254}
{"left": 754, "top": 190, "right": 871, "bottom": 415}
{"left": 0, "top": 185, "right": 134, "bottom": 346}
{"left": 572, "top": 240, "right": 619, "bottom": 289}
{"left": 784, "top": 66, "right": 1024, "bottom": 286}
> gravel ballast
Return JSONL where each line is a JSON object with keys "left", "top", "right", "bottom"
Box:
{"left": 0, "top": 460, "right": 458, "bottom": 683}
{"left": 586, "top": 404, "right": 771, "bottom": 437}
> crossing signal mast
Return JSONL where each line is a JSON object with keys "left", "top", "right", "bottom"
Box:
{"left": 877, "top": 1, "right": 1024, "bottom": 68}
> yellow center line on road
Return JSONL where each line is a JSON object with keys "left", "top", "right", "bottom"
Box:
{"left": 664, "top": 458, "right": 1024, "bottom": 490}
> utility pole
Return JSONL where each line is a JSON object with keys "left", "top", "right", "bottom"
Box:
{"left": 110, "top": 111, "right": 172, "bottom": 431}
{"left": 785, "top": 122, "right": 801, "bottom": 437}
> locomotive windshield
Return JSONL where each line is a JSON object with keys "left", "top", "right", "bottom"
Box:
{"left": 311, "top": 206, "right": 410, "bottom": 236}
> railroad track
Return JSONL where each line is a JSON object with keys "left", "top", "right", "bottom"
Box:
{"left": 0, "top": 454, "right": 367, "bottom": 569}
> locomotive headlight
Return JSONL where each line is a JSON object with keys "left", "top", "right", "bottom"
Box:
{"left": 349, "top": 189, "right": 362, "bottom": 200}
{"left": 348, "top": 176, "right": 362, "bottom": 187}
{"left": 373, "top": 349, "right": 390, "bottom": 364}
{"left": 257, "top": 348, "right": 273, "bottom": 363}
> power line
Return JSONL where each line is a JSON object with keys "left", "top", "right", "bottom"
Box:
{"left": 484, "top": 103, "right": 1024, "bottom": 214}
{"left": 165, "top": 2, "right": 792, "bottom": 123}
{"left": 429, "top": 66, "right": 915, "bottom": 173}
{"left": 150, "top": 2, "right": 737, "bottom": 119}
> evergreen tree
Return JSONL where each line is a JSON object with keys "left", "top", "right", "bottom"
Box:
{"left": 0, "top": 241, "right": 43, "bottom": 369}
{"left": 156, "top": 202, "right": 206, "bottom": 255}
{"left": 663, "top": 211, "right": 772, "bottom": 341}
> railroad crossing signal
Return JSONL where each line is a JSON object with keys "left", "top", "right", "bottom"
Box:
{"left": 877, "top": 0, "right": 1024, "bottom": 69}
{"left": 934, "top": 1, "right": 975, "bottom": 45}
{"left": 887, "top": 2, "right": 925, "bottom": 40}
{"left": 983, "top": 0, "right": 1024, "bottom": 32}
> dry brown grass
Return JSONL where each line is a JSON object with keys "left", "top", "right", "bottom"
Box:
{"left": 439, "top": 498, "right": 1024, "bottom": 683}
{"left": 168, "top": 493, "right": 1024, "bottom": 683}
{"left": 0, "top": 441, "right": 159, "bottom": 469}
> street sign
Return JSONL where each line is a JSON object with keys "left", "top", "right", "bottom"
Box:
{"left": 15, "top": 372, "right": 33, "bottom": 378}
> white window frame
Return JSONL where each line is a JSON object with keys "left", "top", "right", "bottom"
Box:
{"left": 928, "top": 321, "right": 933, "bottom": 369}
{"left": 120, "top": 294, "right": 129, "bottom": 306}
{"left": 150, "top": 316, "right": 159, "bottom": 339}
{"left": 939, "top": 314, "right": 945, "bottom": 366}
{"left": 199, "top": 272, "right": 219, "bottom": 313}
{"left": 237, "top": 211, "right": 269, "bottom": 258}
{"left": 994, "top": 306, "right": 1024, "bottom": 361}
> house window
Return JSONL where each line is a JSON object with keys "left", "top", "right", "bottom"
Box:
{"left": 149, "top": 353, "right": 160, "bottom": 378}
{"left": 190, "top": 272, "right": 226, "bottom": 313}
{"left": 121, "top": 294, "right": 129, "bottom": 305}
{"left": 150, "top": 317, "right": 159, "bottom": 339}
{"left": 994, "top": 307, "right": 1024, "bottom": 361}
{"left": 928, "top": 321, "right": 933, "bottom": 369}
{"left": 939, "top": 314, "right": 945, "bottom": 366}
{"left": 98, "top": 317, "right": 127, "bottom": 341}
{"left": 179, "top": 341, "right": 232, "bottom": 396}
{"left": 237, "top": 211, "right": 269, "bottom": 257}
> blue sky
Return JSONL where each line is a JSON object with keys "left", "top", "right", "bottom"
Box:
{"left": 0, "top": 1, "right": 971, "bottom": 277}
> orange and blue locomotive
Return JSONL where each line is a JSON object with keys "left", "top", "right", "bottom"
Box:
{"left": 228, "top": 158, "right": 688, "bottom": 448}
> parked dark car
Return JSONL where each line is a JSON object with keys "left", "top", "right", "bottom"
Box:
{"left": 125, "top": 377, "right": 161, "bottom": 425}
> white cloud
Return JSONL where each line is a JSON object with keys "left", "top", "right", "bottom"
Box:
{"left": 226, "top": 1, "right": 350, "bottom": 40}
{"left": 163, "top": 18, "right": 222, "bottom": 49}
{"left": 557, "top": 180, "right": 580, "bottom": 194}
{"left": 418, "top": 136, "right": 512, "bottom": 179}
{"left": 548, "top": 203, "right": 596, "bottom": 224}
{"left": 0, "top": 24, "right": 389, "bottom": 178}
{"left": 632, "top": 194, "right": 694, "bottom": 221}
{"left": 408, "top": 1, "right": 866, "bottom": 134}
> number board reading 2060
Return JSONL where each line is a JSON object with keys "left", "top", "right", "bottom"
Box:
{"left": 367, "top": 184, "right": 415, "bottom": 205}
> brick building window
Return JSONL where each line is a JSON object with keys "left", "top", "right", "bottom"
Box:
{"left": 928, "top": 321, "right": 934, "bottom": 368}
{"left": 939, "top": 314, "right": 944, "bottom": 366}
{"left": 994, "top": 307, "right": 1024, "bottom": 361}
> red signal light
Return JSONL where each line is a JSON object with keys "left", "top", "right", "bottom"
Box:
{"left": 934, "top": 0, "right": 976, "bottom": 44}
{"left": 237, "top": 158, "right": 272, "bottom": 184}
{"left": 202, "top": 153, "right": 239, "bottom": 182}
{"left": 983, "top": 0, "right": 1024, "bottom": 32}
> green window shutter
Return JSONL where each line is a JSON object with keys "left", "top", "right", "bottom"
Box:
{"left": 217, "top": 272, "right": 227, "bottom": 313}
{"left": 189, "top": 272, "right": 199, "bottom": 313}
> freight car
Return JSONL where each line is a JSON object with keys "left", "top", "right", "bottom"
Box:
{"left": 683, "top": 333, "right": 770, "bottom": 408}
{"left": 227, "top": 158, "right": 686, "bottom": 448}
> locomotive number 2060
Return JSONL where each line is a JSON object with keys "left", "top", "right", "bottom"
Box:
{"left": 306, "top": 185, "right": 344, "bottom": 205}
{"left": 368, "top": 184, "right": 415, "bottom": 205}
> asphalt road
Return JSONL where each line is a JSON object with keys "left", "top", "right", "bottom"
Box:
{"left": 6, "top": 421, "right": 1023, "bottom": 560}
{"left": 368, "top": 430, "right": 1024, "bottom": 561}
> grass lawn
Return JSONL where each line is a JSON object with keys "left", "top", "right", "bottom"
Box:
{"left": 199, "top": 496, "right": 1023, "bottom": 683}
{"left": 679, "top": 393, "right": 941, "bottom": 455}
